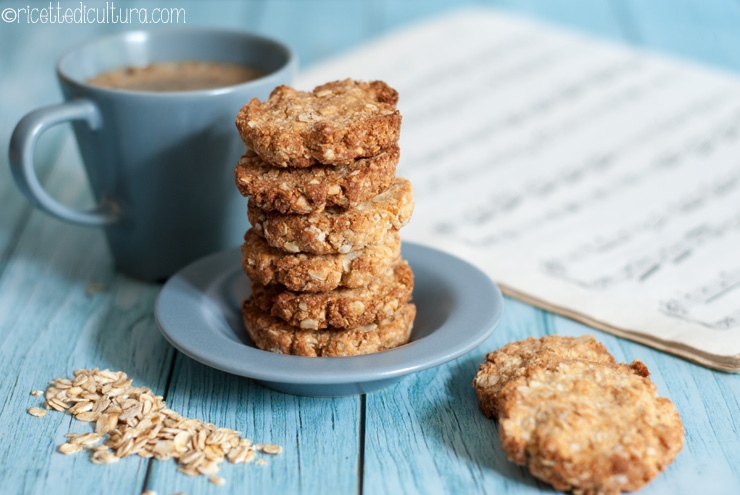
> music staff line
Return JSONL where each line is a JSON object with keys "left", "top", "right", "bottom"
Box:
{"left": 542, "top": 196, "right": 740, "bottom": 289}
{"left": 434, "top": 103, "right": 740, "bottom": 246}
{"left": 404, "top": 55, "right": 646, "bottom": 179}
{"left": 414, "top": 74, "right": 732, "bottom": 202}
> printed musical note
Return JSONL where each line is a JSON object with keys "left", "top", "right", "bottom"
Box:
{"left": 660, "top": 269, "right": 740, "bottom": 329}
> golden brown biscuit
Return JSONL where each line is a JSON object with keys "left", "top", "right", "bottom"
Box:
{"left": 242, "top": 300, "right": 416, "bottom": 357}
{"left": 249, "top": 260, "right": 413, "bottom": 330}
{"left": 235, "top": 79, "right": 401, "bottom": 168}
{"left": 234, "top": 145, "right": 399, "bottom": 214}
{"left": 249, "top": 177, "right": 413, "bottom": 255}
{"left": 241, "top": 228, "right": 402, "bottom": 293}
{"left": 497, "top": 359, "right": 683, "bottom": 495}
{"left": 473, "top": 335, "right": 616, "bottom": 418}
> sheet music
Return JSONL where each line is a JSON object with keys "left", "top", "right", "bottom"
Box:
{"left": 297, "top": 8, "right": 740, "bottom": 371}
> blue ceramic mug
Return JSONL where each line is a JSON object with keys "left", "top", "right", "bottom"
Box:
{"left": 9, "top": 29, "right": 297, "bottom": 281}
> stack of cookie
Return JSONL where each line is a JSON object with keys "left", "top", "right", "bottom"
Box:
{"left": 234, "top": 79, "right": 416, "bottom": 357}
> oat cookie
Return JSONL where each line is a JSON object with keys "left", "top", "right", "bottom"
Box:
{"left": 249, "top": 260, "right": 413, "bottom": 330}
{"left": 473, "top": 335, "right": 616, "bottom": 418}
{"left": 241, "top": 228, "right": 401, "bottom": 293}
{"left": 242, "top": 300, "right": 416, "bottom": 357}
{"left": 497, "top": 359, "right": 683, "bottom": 495}
{"left": 235, "top": 145, "right": 399, "bottom": 214}
{"left": 235, "top": 79, "right": 401, "bottom": 167}
{"left": 249, "top": 177, "right": 413, "bottom": 255}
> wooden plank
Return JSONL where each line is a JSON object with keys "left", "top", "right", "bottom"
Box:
{"left": 622, "top": 0, "right": 740, "bottom": 72}
{"left": 366, "top": 0, "right": 627, "bottom": 41}
{"left": 365, "top": 295, "right": 740, "bottom": 494}
{"left": 255, "top": 0, "right": 371, "bottom": 67}
{"left": 489, "top": 0, "right": 627, "bottom": 40}
{"left": 0, "top": 12, "right": 165, "bottom": 495}
{"left": 0, "top": 137, "right": 175, "bottom": 495}
{"left": 1, "top": 4, "right": 363, "bottom": 494}
{"left": 3, "top": 3, "right": 740, "bottom": 495}
{"left": 363, "top": 298, "right": 553, "bottom": 494}
{"left": 367, "top": 0, "right": 474, "bottom": 36}
{"left": 358, "top": 4, "right": 624, "bottom": 492}
{"left": 135, "top": 3, "right": 362, "bottom": 491}
{"left": 144, "top": 354, "right": 362, "bottom": 495}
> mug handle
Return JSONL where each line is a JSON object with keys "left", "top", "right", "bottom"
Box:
{"left": 9, "top": 99, "right": 121, "bottom": 226}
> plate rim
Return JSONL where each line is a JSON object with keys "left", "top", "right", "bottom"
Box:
{"left": 154, "top": 241, "right": 504, "bottom": 386}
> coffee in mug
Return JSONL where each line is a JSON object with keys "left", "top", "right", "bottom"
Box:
{"left": 87, "top": 61, "right": 265, "bottom": 92}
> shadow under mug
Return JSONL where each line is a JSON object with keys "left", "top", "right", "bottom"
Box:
{"left": 9, "top": 28, "right": 297, "bottom": 282}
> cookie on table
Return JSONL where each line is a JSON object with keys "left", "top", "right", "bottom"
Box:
{"left": 235, "top": 79, "right": 401, "bottom": 168}
{"left": 242, "top": 300, "right": 416, "bottom": 357}
{"left": 248, "top": 177, "right": 413, "bottom": 255}
{"left": 241, "top": 228, "right": 401, "bottom": 293}
{"left": 497, "top": 359, "right": 684, "bottom": 495}
{"left": 235, "top": 144, "right": 399, "bottom": 214}
{"left": 249, "top": 260, "right": 414, "bottom": 330}
{"left": 473, "top": 335, "right": 616, "bottom": 418}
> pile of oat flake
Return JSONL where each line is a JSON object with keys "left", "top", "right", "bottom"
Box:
{"left": 28, "top": 368, "right": 282, "bottom": 486}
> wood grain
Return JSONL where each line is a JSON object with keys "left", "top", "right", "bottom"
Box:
{"left": 0, "top": 138, "right": 173, "bottom": 494}
{"left": 363, "top": 298, "right": 553, "bottom": 495}
{"left": 1, "top": 1, "right": 739, "bottom": 495}
{"left": 144, "top": 355, "right": 361, "bottom": 495}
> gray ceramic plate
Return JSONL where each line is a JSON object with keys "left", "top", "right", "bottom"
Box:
{"left": 155, "top": 242, "right": 503, "bottom": 396}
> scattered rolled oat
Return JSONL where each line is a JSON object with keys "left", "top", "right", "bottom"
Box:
{"left": 209, "top": 476, "right": 226, "bottom": 486}
{"left": 31, "top": 390, "right": 43, "bottom": 396}
{"left": 58, "top": 443, "right": 83, "bottom": 454}
{"left": 38, "top": 368, "right": 282, "bottom": 480}
{"left": 259, "top": 444, "right": 283, "bottom": 455}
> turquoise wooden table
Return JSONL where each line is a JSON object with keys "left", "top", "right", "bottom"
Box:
{"left": 1, "top": 1, "right": 739, "bottom": 494}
